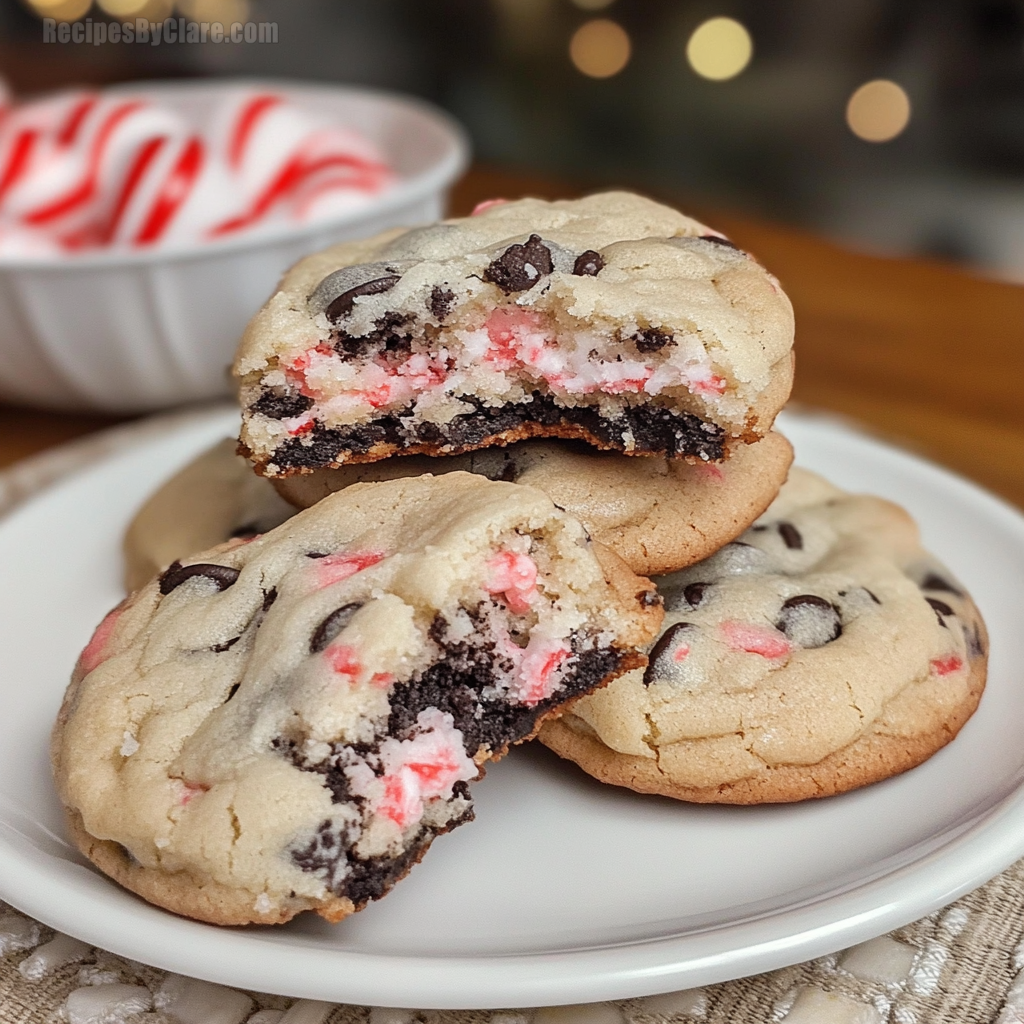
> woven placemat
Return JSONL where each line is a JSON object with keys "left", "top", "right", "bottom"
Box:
{"left": 1, "top": 412, "right": 1021, "bottom": 1024}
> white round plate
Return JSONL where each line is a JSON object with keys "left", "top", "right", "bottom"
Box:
{"left": 1, "top": 409, "right": 1022, "bottom": 1010}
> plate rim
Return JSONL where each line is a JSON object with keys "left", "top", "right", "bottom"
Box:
{"left": 1, "top": 406, "right": 1023, "bottom": 1009}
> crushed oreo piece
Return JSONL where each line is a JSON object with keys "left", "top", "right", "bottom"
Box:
{"left": 159, "top": 561, "right": 241, "bottom": 595}
{"left": 429, "top": 285, "right": 456, "bottom": 321}
{"left": 334, "top": 312, "right": 414, "bottom": 358}
{"left": 484, "top": 234, "right": 554, "bottom": 293}
{"left": 633, "top": 329, "right": 675, "bottom": 354}
{"left": 251, "top": 390, "right": 312, "bottom": 421}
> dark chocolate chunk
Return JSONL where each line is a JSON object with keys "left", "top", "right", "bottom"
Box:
{"left": 251, "top": 389, "right": 312, "bottom": 421}
{"left": 684, "top": 582, "right": 709, "bottom": 608}
{"left": 776, "top": 594, "right": 841, "bottom": 648}
{"left": 325, "top": 275, "right": 401, "bottom": 323}
{"left": 926, "top": 596, "right": 955, "bottom": 627}
{"left": 572, "top": 250, "right": 604, "bottom": 276}
{"left": 700, "top": 234, "right": 740, "bottom": 250}
{"left": 644, "top": 622, "right": 696, "bottom": 685}
{"left": 777, "top": 522, "right": 803, "bottom": 550}
{"left": 920, "top": 572, "right": 964, "bottom": 596}
{"left": 429, "top": 285, "right": 456, "bottom": 321}
{"left": 159, "top": 561, "right": 241, "bottom": 595}
{"left": 262, "top": 588, "right": 278, "bottom": 612}
{"left": 638, "top": 589, "right": 663, "bottom": 608}
{"left": 484, "top": 234, "right": 554, "bottom": 293}
{"left": 633, "top": 329, "right": 675, "bottom": 354}
{"left": 310, "top": 603, "right": 363, "bottom": 654}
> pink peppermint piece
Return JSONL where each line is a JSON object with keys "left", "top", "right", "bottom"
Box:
{"left": 513, "top": 634, "right": 572, "bottom": 705}
{"left": 719, "top": 620, "right": 792, "bottom": 659}
{"left": 931, "top": 654, "right": 964, "bottom": 677}
{"left": 694, "top": 463, "right": 725, "bottom": 481}
{"left": 673, "top": 644, "right": 691, "bottom": 662}
{"left": 483, "top": 307, "right": 549, "bottom": 371}
{"left": 376, "top": 710, "right": 476, "bottom": 829}
{"left": 78, "top": 605, "right": 123, "bottom": 676}
{"left": 471, "top": 197, "right": 508, "bottom": 215}
{"left": 313, "top": 549, "right": 384, "bottom": 588}
{"left": 484, "top": 549, "right": 539, "bottom": 615}
{"left": 176, "top": 780, "right": 209, "bottom": 807}
{"left": 376, "top": 768, "right": 422, "bottom": 830}
{"left": 325, "top": 643, "right": 361, "bottom": 678}
{"left": 284, "top": 411, "right": 314, "bottom": 436}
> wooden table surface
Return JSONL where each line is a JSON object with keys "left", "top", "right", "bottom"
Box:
{"left": 2, "top": 166, "right": 1022, "bottom": 508}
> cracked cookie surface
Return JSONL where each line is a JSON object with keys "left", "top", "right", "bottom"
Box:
{"left": 53, "top": 473, "right": 661, "bottom": 925}
{"left": 539, "top": 468, "right": 988, "bottom": 803}
{"left": 234, "top": 192, "right": 794, "bottom": 474}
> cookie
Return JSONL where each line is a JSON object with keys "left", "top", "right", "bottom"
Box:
{"left": 234, "top": 192, "right": 795, "bottom": 475}
{"left": 123, "top": 438, "right": 295, "bottom": 592}
{"left": 53, "top": 473, "right": 661, "bottom": 925}
{"left": 540, "top": 468, "right": 988, "bottom": 804}
{"left": 276, "top": 431, "right": 794, "bottom": 577}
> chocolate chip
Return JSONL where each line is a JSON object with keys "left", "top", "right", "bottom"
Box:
{"left": 224, "top": 682, "right": 240, "bottom": 702}
{"left": 484, "top": 234, "right": 553, "bottom": 293}
{"left": 327, "top": 276, "right": 402, "bottom": 323}
{"left": 920, "top": 572, "right": 964, "bottom": 596}
{"left": 159, "top": 561, "right": 241, "bottom": 595}
{"left": 926, "top": 596, "right": 955, "bottom": 627}
{"left": 633, "top": 329, "right": 675, "bottom": 354}
{"left": 429, "top": 285, "right": 456, "bottom": 321}
{"left": 644, "top": 622, "right": 697, "bottom": 685}
{"left": 684, "top": 583, "right": 709, "bottom": 607}
{"left": 968, "top": 622, "right": 986, "bottom": 658}
{"left": 777, "top": 522, "right": 803, "bottom": 550}
{"left": 251, "top": 389, "right": 312, "bottom": 420}
{"left": 262, "top": 588, "right": 278, "bottom": 611}
{"left": 572, "top": 250, "right": 604, "bottom": 276}
{"left": 310, "top": 603, "right": 363, "bottom": 654}
{"left": 700, "top": 234, "right": 740, "bottom": 250}
{"left": 776, "top": 595, "right": 841, "bottom": 648}
{"left": 638, "top": 589, "right": 663, "bottom": 608}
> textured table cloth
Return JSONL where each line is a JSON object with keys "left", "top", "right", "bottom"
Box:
{"left": 1, "top": 412, "right": 1022, "bottom": 1024}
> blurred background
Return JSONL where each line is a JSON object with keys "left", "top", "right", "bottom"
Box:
{"left": 1, "top": 0, "right": 1023, "bottom": 282}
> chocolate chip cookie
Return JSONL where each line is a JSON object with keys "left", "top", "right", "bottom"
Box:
{"left": 540, "top": 468, "right": 988, "bottom": 803}
{"left": 234, "top": 192, "right": 794, "bottom": 475}
{"left": 54, "top": 474, "right": 661, "bottom": 925}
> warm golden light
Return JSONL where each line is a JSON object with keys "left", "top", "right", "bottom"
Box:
{"left": 26, "top": 0, "right": 91, "bottom": 16}
{"left": 846, "top": 79, "right": 911, "bottom": 142}
{"left": 569, "top": 19, "right": 631, "bottom": 78}
{"left": 686, "top": 17, "right": 753, "bottom": 81}
{"left": 177, "top": 0, "right": 248, "bottom": 23}
{"left": 97, "top": 0, "right": 149, "bottom": 16}
{"left": 569, "top": 0, "right": 615, "bottom": 10}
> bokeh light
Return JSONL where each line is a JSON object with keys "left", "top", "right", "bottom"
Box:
{"left": 686, "top": 17, "right": 753, "bottom": 81}
{"left": 569, "top": 19, "right": 631, "bottom": 79}
{"left": 96, "top": 0, "right": 149, "bottom": 16}
{"left": 25, "top": 0, "right": 91, "bottom": 18}
{"left": 846, "top": 80, "right": 912, "bottom": 142}
{"left": 177, "top": 0, "right": 249, "bottom": 23}
{"left": 569, "top": 0, "right": 615, "bottom": 10}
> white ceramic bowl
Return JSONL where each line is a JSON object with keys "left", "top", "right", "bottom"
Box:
{"left": 0, "top": 80, "right": 469, "bottom": 413}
